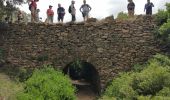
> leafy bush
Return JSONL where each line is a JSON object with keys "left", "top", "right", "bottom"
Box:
{"left": 132, "top": 63, "right": 169, "bottom": 96}
{"left": 99, "top": 96, "right": 116, "bottom": 100}
{"left": 17, "top": 66, "right": 76, "bottom": 100}
{"left": 103, "top": 54, "right": 170, "bottom": 100}
{"left": 148, "top": 54, "right": 170, "bottom": 68}
{"left": 0, "top": 66, "right": 33, "bottom": 82}
{"left": 137, "top": 96, "right": 170, "bottom": 100}
{"left": 166, "top": 3, "right": 170, "bottom": 14}
{"left": 157, "top": 87, "right": 170, "bottom": 97}
{"left": 132, "top": 63, "right": 146, "bottom": 72}
{"left": 104, "top": 73, "right": 137, "bottom": 100}
{"left": 159, "top": 19, "right": 170, "bottom": 43}
{"left": 156, "top": 3, "right": 170, "bottom": 47}
{"left": 117, "top": 12, "right": 128, "bottom": 20}
{"left": 156, "top": 9, "right": 168, "bottom": 26}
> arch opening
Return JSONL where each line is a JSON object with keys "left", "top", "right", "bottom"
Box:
{"left": 63, "top": 60, "right": 101, "bottom": 96}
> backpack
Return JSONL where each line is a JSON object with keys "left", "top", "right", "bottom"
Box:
{"left": 68, "top": 6, "right": 71, "bottom": 13}
{"left": 29, "top": 2, "right": 32, "bottom": 11}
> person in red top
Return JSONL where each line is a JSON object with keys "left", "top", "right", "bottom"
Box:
{"left": 30, "top": 0, "right": 39, "bottom": 22}
{"left": 46, "top": 5, "right": 54, "bottom": 24}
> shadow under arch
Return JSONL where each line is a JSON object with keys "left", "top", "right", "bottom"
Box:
{"left": 63, "top": 60, "right": 101, "bottom": 95}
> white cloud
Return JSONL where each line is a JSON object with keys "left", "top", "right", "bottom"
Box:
{"left": 19, "top": 0, "right": 170, "bottom": 23}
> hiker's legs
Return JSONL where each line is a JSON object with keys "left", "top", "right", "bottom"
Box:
{"left": 47, "top": 16, "right": 51, "bottom": 23}
{"left": 85, "top": 12, "right": 89, "bottom": 21}
{"left": 72, "top": 14, "right": 76, "bottom": 22}
{"left": 128, "top": 10, "right": 134, "bottom": 17}
{"left": 31, "top": 7, "right": 36, "bottom": 22}
{"left": 146, "top": 10, "right": 152, "bottom": 15}
{"left": 58, "top": 14, "right": 63, "bottom": 23}
{"left": 51, "top": 16, "right": 53, "bottom": 23}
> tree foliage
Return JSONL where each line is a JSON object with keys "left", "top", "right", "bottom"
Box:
{"left": 0, "top": 0, "right": 28, "bottom": 20}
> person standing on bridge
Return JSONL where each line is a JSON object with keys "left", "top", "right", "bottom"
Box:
{"left": 29, "top": 0, "right": 39, "bottom": 22}
{"left": 47, "top": 5, "right": 54, "bottom": 24}
{"left": 127, "top": 0, "right": 135, "bottom": 17}
{"left": 57, "top": 3, "right": 65, "bottom": 23}
{"left": 144, "top": 0, "right": 154, "bottom": 15}
{"left": 80, "top": 0, "right": 92, "bottom": 22}
{"left": 69, "top": 0, "right": 76, "bottom": 22}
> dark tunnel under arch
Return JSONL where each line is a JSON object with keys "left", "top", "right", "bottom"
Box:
{"left": 63, "top": 60, "right": 101, "bottom": 94}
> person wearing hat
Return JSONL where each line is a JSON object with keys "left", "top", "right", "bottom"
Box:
{"left": 80, "top": 0, "right": 91, "bottom": 22}
{"left": 69, "top": 0, "right": 76, "bottom": 22}
{"left": 47, "top": 5, "right": 54, "bottom": 24}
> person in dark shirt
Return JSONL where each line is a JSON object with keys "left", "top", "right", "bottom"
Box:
{"left": 144, "top": 0, "right": 154, "bottom": 15}
{"left": 57, "top": 3, "right": 65, "bottom": 23}
{"left": 127, "top": 0, "right": 135, "bottom": 17}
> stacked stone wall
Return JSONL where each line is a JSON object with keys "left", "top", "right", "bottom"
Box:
{"left": 0, "top": 16, "right": 159, "bottom": 89}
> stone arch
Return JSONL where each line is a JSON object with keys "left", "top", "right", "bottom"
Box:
{"left": 63, "top": 60, "right": 101, "bottom": 94}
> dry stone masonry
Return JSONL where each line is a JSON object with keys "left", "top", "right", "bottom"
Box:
{"left": 0, "top": 15, "right": 159, "bottom": 90}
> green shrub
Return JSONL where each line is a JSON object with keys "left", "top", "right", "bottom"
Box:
{"left": 17, "top": 66, "right": 76, "bottom": 100}
{"left": 132, "top": 63, "right": 169, "bottom": 95}
{"left": 166, "top": 3, "right": 170, "bottom": 14}
{"left": 132, "top": 63, "right": 146, "bottom": 72}
{"left": 104, "top": 73, "right": 137, "bottom": 100}
{"left": 0, "top": 66, "right": 33, "bottom": 82}
{"left": 156, "top": 9, "right": 168, "bottom": 26}
{"left": 159, "top": 20, "right": 170, "bottom": 45}
{"left": 148, "top": 54, "right": 170, "bottom": 68}
{"left": 137, "top": 95, "right": 152, "bottom": 100}
{"left": 137, "top": 96, "right": 170, "bottom": 100}
{"left": 156, "top": 3, "right": 170, "bottom": 46}
{"left": 98, "top": 96, "right": 116, "bottom": 100}
{"left": 103, "top": 54, "right": 170, "bottom": 99}
{"left": 117, "top": 12, "right": 128, "bottom": 20}
{"left": 157, "top": 87, "right": 170, "bottom": 97}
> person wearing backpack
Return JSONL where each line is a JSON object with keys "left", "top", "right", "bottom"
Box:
{"left": 46, "top": 5, "right": 54, "bottom": 24}
{"left": 29, "top": 0, "right": 39, "bottom": 22}
{"left": 69, "top": 0, "right": 76, "bottom": 22}
{"left": 80, "top": 0, "right": 91, "bottom": 22}
{"left": 57, "top": 3, "right": 65, "bottom": 23}
{"left": 127, "top": 0, "right": 135, "bottom": 17}
{"left": 144, "top": 0, "right": 154, "bottom": 15}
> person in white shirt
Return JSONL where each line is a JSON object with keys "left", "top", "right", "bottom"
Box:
{"left": 79, "top": 0, "right": 91, "bottom": 22}
{"left": 69, "top": 0, "right": 76, "bottom": 22}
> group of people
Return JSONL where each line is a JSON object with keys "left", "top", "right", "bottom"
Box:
{"left": 29, "top": 0, "right": 92, "bottom": 23}
{"left": 127, "top": 0, "right": 154, "bottom": 17}
{"left": 28, "top": 0, "right": 154, "bottom": 23}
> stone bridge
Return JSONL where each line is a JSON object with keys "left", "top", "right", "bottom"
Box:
{"left": 0, "top": 16, "right": 159, "bottom": 93}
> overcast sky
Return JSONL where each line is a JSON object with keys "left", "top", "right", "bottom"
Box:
{"left": 18, "top": 0, "right": 170, "bottom": 22}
